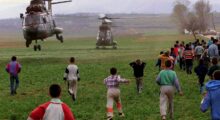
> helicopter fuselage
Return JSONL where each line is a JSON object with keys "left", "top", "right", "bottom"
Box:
{"left": 21, "top": 12, "right": 63, "bottom": 47}
{"left": 20, "top": 0, "right": 71, "bottom": 50}
{"left": 96, "top": 23, "right": 117, "bottom": 49}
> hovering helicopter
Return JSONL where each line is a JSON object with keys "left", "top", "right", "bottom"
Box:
{"left": 96, "top": 14, "right": 118, "bottom": 49}
{"left": 20, "top": 0, "right": 72, "bottom": 51}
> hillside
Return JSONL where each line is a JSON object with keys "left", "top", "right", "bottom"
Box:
{"left": 0, "top": 13, "right": 177, "bottom": 41}
{"left": 1, "top": 13, "right": 220, "bottom": 42}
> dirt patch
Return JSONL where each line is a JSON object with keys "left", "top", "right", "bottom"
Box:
{"left": 136, "top": 36, "right": 146, "bottom": 43}
{"left": 0, "top": 41, "right": 24, "bottom": 48}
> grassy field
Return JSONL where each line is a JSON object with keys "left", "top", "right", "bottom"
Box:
{"left": 0, "top": 34, "right": 211, "bottom": 120}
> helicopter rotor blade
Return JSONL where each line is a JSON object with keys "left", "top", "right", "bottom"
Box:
{"left": 98, "top": 14, "right": 117, "bottom": 20}
{"left": 52, "top": 0, "right": 72, "bottom": 5}
{"left": 98, "top": 14, "right": 136, "bottom": 20}
{"left": 43, "top": 0, "right": 72, "bottom": 4}
{"left": 42, "top": 0, "right": 72, "bottom": 13}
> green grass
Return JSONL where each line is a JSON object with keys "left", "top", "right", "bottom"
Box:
{"left": 0, "top": 34, "right": 210, "bottom": 120}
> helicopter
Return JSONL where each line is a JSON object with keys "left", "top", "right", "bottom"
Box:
{"left": 20, "top": 0, "right": 72, "bottom": 51}
{"left": 96, "top": 14, "right": 118, "bottom": 49}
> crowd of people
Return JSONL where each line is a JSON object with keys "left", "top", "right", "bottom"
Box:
{"left": 156, "top": 37, "right": 220, "bottom": 120}
{"left": 4, "top": 37, "right": 220, "bottom": 120}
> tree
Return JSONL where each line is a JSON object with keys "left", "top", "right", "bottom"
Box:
{"left": 172, "top": 0, "right": 189, "bottom": 33}
{"left": 174, "top": 0, "right": 190, "bottom": 6}
{"left": 172, "top": 0, "right": 212, "bottom": 40}
{"left": 194, "top": 0, "right": 211, "bottom": 32}
{"left": 185, "top": 12, "right": 200, "bottom": 40}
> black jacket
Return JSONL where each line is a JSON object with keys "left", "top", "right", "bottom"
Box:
{"left": 129, "top": 62, "right": 146, "bottom": 78}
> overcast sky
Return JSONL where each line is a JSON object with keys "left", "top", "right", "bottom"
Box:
{"left": 0, "top": 0, "right": 220, "bottom": 19}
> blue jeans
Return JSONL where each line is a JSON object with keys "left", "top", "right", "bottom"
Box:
{"left": 10, "top": 75, "right": 19, "bottom": 94}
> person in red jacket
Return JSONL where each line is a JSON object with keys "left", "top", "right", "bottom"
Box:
{"left": 183, "top": 44, "right": 194, "bottom": 74}
{"left": 174, "top": 44, "right": 179, "bottom": 58}
{"left": 27, "top": 84, "right": 75, "bottom": 120}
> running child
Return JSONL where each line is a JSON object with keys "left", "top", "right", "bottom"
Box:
{"left": 64, "top": 57, "right": 80, "bottom": 101}
{"left": 130, "top": 59, "right": 146, "bottom": 93}
{"left": 104, "top": 67, "right": 129, "bottom": 120}
{"left": 156, "top": 60, "right": 183, "bottom": 120}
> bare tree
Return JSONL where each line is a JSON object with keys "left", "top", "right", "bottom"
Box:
{"left": 185, "top": 12, "right": 200, "bottom": 40}
{"left": 172, "top": 0, "right": 212, "bottom": 40}
{"left": 174, "top": 0, "right": 190, "bottom": 6}
{"left": 194, "top": 0, "right": 211, "bottom": 33}
{"left": 172, "top": 0, "right": 189, "bottom": 33}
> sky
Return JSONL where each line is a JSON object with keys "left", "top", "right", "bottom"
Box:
{"left": 0, "top": 0, "right": 220, "bottom": 19}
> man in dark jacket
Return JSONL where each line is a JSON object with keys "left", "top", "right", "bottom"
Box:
{"left": 201, "top": 70, "right": 220, "bottom": 120}
{"left": 194, "top": 59, "right": 208, "bottom": 94}
{"left": 129, "top": 59, "right": 146, "bottom": 93}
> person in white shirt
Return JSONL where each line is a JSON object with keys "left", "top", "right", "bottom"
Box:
{"left": 194, "top": 43, "right": 204, "bottom": 60}
{"left": 208, "top": 39, "right": 219, "bottom": 59}
{"left": 64, "top": 57, "right": 80, "bottom": 102}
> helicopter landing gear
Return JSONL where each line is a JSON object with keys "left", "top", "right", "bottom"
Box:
{"left": 113, "top": 43, "right": 117, "bottom": 49}
{"left": 96, "top": 43, "right": 100, "bottom": 49}
{"left": 34, "top": 45, "right": 41, "bottom": 51}
{"left": 33, "top": 40, "right": 41, "bottom": 51}
{"left": 113, "top": 45, "right": 117, "bottom": 49}
{"left": 56, "top": 34, "right": 63, "bottom": 43}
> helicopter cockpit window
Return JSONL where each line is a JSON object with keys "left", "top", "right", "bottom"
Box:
{"left": 24, "top": 14, "right": 41, "bottom": 26}
{"left": 99, "top": 31, "right": 105, "bottom": 38}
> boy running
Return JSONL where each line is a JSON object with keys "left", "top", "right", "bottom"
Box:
{"left": 201, "top": 70, "right": 220, "bottom": 120}
{"left": 64, "top": 57, "right": 80, "bottom": 101}
{"left": 156, "top": 60, "right": 183, "bottom": 120}
{"left": 156, "top": 51, "right": 164, "bottom": 71}
{"left": 129, "top": 59, "right": 146, "bottom": 93}
{"left": 159, "top": 51, "right": 174, "bottom": 70}
{"left": 104, "top": 67, "right": 129, "bottom": 120}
